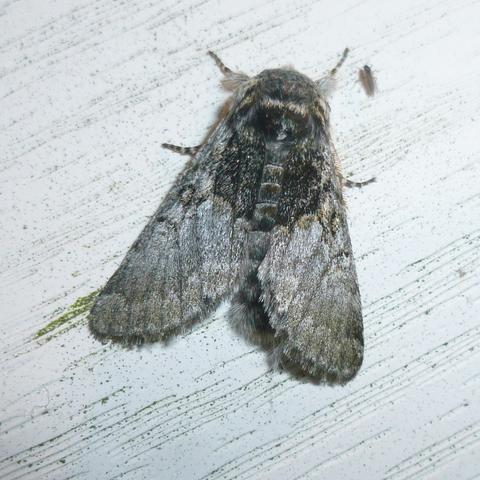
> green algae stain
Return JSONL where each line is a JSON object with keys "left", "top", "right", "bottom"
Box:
{"left": 36, "top": 290, "right": 99, "bottom": 338}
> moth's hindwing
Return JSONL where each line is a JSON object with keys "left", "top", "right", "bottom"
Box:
{"left": 258, "top": 141, "right": 364, "bottom": 383}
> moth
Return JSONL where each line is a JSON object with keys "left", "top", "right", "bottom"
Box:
{"left": 358, "top": 65, "right": 377, "bottom": 97}
{"left": 89, "top": 49, "right": 372, "bottom": 383}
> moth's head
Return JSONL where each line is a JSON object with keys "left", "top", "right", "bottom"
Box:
{"left": 227, "top": 67, "right": 332, "bottom": 101}
{"left": 218, "top": 49, "right": 347, "bottom": 105}
{"left": 228, "top": 68, "right": 331, "bottom": 142}
{"left": 255, "top": 67, "right": 332, "bottom": 104}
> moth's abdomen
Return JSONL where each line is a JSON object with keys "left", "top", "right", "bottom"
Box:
{"left": 251, "top": 142, "right": 288, "bottom": 232}
{"left": 229, "top": 141, "right": 290, "bottom": 341}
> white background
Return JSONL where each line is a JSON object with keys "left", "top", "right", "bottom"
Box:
{"left": 1, "top": 0, "right": 480, "bottom": 479}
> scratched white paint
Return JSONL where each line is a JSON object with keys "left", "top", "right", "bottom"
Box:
{"left": 1, "top": 0, "right": 480, "bottom": 479}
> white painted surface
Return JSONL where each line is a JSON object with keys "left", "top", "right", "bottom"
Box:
{"left": 1, "top": 0, "right": 480, "bottom": 479}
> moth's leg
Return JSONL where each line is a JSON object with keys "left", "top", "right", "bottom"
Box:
{"left": 343, "top": 176, "right": 376, "bottom": 188}
{"left": 330, "top": 48, "right": 350, "bottom": 76}
{"left": 161, "top": 143, "right": 201, "bottom": 155}
{"left": 208, "top": 50, "right": 234, "bottom": 76}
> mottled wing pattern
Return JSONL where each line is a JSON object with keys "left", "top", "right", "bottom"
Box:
{"left": 88, "top": 122, "right": 256, "bottom": 344}
{"left": 258, "top": 140, "right": 364, "bottom": 383}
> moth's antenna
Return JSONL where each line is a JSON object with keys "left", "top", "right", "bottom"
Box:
{"left": 207, "top": 50, "right": 250, "bottom": 90}
{"left": 316, "top": 48, "right": 349, "bottom": 96}
{"left": 208, "top": 51, "right": 233, "bottom": 76}
{"left": 330, "top": 48, "right": 349, "bottom": 77}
